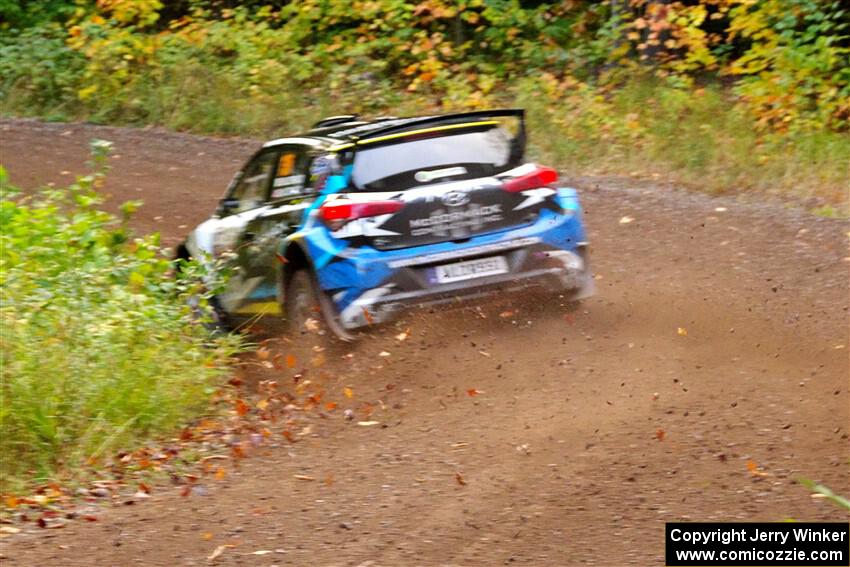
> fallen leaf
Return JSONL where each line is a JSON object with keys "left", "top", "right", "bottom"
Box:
{"left": 357, "top": 421, "right": 380, "bottom": 426}
{"left": 656, "top": 429, "right": 665, "bottom": 441}
{"left": 281, "top": 430, "right": 295, "bottom": 443}
{"left": 4, "top": 495, "right": 18, "bottom": 509}
{"left": 293, "top": 475, "right": 315, "bottom": 481}
{"left": 251, "top": 550, "right": 273, "bottom": 556}
{"left": 378, "top": 351, "right": 391, "bottom": 357}
{"left": 234, "top": 399, "right": 250, "bottom": 416}
{"left": 0, "top": 526, "right": 21, "bottom": 535}
{"left": 499, "top": 310, "right": 514, "bottom": 318}
{"left": 325, "top": 401, "right": 338, "bottom": 411}
{"left": 214, "top": 468, "right": 226, "bottom": 481}
{"left": 467, "top": 389, "right": 482, "bottom": 397}
{"left": 207, "top": 544, "right": 234, "bottom": 562}
{"left": 202, "top": 532, "right": 214, "bottom": 541}
{"left": 746, "top": 460, "right": 768, "bottom": 477}
{"left": 395, "top": 329, "right": 410, "bottom": 341}
{"left": 304, "top": 318, "right": 320, "bottom": 332}
{"left": 343, "top": 387, "right": 354, "bottom": 399}
{"left": 286, "top": 354, "right": 297, "bottom": 368}
{"left": 455, "top": 472, "right": 467, "bottom": 486}
{"left": 677, "top": 327, "right": 688, "bottom": 336}
{"left": 619, "top": 216, "right": 634, "bottom": 224}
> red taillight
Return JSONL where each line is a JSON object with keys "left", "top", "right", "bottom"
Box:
{"left": 319, "top": 200, "right": 404, "bottom": 223}
{"left": 502, "top": 166, "right": 558, "bottom": 193}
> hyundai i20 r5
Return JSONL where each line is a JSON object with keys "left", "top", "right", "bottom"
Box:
{"left": 177, "top": 109, "right": 594, "bottom": 340}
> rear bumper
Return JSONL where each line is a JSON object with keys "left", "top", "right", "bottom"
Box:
{"left": 337, "top": 245, "right": 593, "bottom": 329}
{"left": 308, "top": 207, "right": 592, "bottom": 330}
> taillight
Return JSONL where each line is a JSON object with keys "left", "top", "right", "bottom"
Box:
{"left": 319, "top": 200, "right": 404, "bottom": 228}
{"left": 502, "top": 166, "right": 558, "bottom": 193}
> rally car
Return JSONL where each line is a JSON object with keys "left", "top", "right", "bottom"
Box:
{"left": 178, "top": 109, "right": 593, "bottom": 340}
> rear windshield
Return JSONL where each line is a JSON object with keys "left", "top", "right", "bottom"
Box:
{"left": 350, "top": 122, "right": 523, "bottom": 191}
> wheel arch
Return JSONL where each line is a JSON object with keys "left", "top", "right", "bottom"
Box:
{"left": 280, "top": 240, "right": 312, "bottom": 298}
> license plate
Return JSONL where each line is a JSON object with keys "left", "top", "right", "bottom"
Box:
{"left": 434, "top": 256, "right": 509, "bottom": 284}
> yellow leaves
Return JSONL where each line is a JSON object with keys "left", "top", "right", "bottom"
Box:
{"left": 78, "top": 85, "right": 98, "bottom": 101}
{"left": 677, "top": 327, "right": 688, "bottom": 336}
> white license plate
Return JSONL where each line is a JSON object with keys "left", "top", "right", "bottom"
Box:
{"left": 434, "top": 256, "right": 509, "bottom": 284}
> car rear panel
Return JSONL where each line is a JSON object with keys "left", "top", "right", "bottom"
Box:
{"left": 298, "top": 195, "right": 591, "bottom": 330}
{"left": 323, "top": 172, "right": 560, "bottom": 251}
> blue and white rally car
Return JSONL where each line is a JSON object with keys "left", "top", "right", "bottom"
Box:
{"left": 178, "top": 110, "right": 593, "bottom": 340}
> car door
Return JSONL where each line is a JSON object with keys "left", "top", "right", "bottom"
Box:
{"left": 209, "top": 149, "right": 280, "bottom": 314}
{"left": 231, "top": 145, "right": 318, "bottom": 313}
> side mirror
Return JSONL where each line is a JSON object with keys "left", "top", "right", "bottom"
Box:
{"left": 217, "top": 197, "right": 240, "bottom": 216}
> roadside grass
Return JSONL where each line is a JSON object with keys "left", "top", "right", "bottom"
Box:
{"left": 3, "top": 68, "right": 845, "bottom": 213}
{"left": 0, "top": 142, "right": 242, "bottom": 493}
{"left": 519, "top": 78, "right": 850, "bottom": 213}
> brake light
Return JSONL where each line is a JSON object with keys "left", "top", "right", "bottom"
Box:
{"left": 502, "top": 166, "right": 558, "bottom": 193}
{"left": 319, "top": 200, "right": 404, "bottom": 224}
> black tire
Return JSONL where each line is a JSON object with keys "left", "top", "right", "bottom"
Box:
{"left": 285, "top": 269, "right": 354, "bottom": 343}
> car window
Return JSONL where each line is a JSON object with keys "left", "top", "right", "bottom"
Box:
{"left": 270, "top": 148, "right": 311, "bottom": 200}
{"left": 231, "top": 151, "right": 277, "bottom": 212}
{"left": 350, "top": 120, "right": 522, "bottom": 192}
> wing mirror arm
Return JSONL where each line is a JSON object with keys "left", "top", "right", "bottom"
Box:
{"left": 217, "top": 197, "right": 240, "bottom": 216}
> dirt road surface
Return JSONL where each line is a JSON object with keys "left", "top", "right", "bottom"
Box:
{"left": 2, "top": 118, "right": 848, "bottom": 566}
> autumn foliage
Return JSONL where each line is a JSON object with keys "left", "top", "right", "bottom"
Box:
{"left": 0, "top": 1, "right": 847, "bottom": 202}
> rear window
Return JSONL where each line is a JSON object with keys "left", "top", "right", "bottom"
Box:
{"left": 350, "top": 122, "right": 523, "bottom": 191}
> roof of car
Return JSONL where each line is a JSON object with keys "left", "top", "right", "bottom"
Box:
{"left": 262, "top": 109, "right": 524, "bottom": 151}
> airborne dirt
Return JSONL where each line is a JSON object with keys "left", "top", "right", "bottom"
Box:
{"left": 2, "top": 118, "right": 848, "bottom": 566}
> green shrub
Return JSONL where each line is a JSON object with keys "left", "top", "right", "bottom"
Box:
{"left": 520, "top": 76, "right": 850, "bottom": 209}
{"left": 0, "top": 24, "right": 86, "bottom": 121}
{"left": 0, "top": 141, "right": 241, "bottom": 491}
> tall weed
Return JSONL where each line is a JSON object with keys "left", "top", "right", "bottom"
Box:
{"left": 0, "top": 142, "right": 241, "bottom": 490}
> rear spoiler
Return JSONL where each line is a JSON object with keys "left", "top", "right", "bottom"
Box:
{"left": 355, "top": 108, "right": 525, "bottom": 141}
{"left": 329, "top": 109, "right": 526, "bottom": 160}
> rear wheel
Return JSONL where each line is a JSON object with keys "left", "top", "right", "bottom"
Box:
{"left": 285, "top": 269, "right": 354, "bottom": 344}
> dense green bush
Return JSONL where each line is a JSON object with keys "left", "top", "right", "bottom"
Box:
{"left": 0, "top": 142, "right": 240, "bottom": 490}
